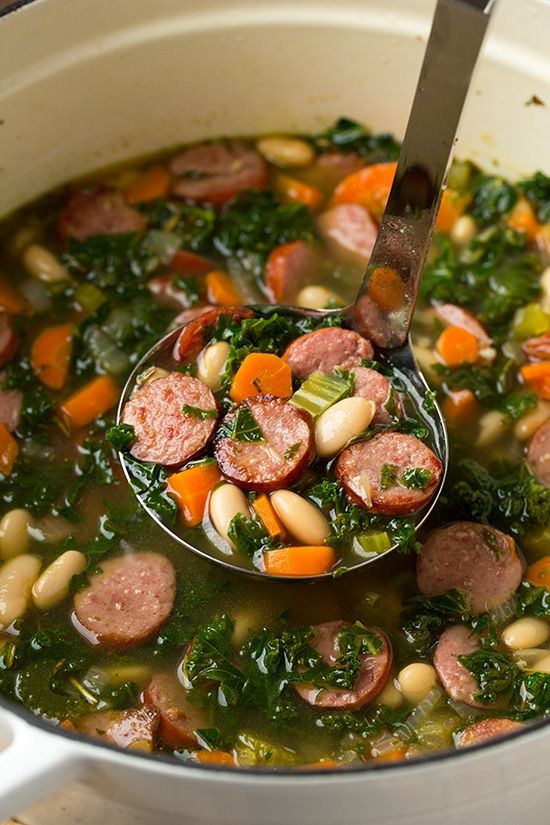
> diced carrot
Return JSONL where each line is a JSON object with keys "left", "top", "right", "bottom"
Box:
{"left": 526, "top": 556, "right": 550, "bottom": 589}
{"left": 441, "top": 389, "right": 478, "bottom": 427}
{"left": 520, "top": 362, "right": 550, "bottom": 400}
{"left": 30, "top": 323, "right": 74, "bottom": 390}
{"left": 435, "top": 189, "right": 469, "bottom": 232}
{"left": 506, "top": 196, "right": 541, "bottom": 242}
{"left": 303, "top": 760, "right": 340, "bottom": 770}
{"left": 59, "top": 719, "right": 77, "bottom": 732}
{"left": 373, "top": 745, "right": 407, "bottom": 762}
{"left": 252, "top": 494, "right": 286, "bottom": 539}
{"left": 0, "top": 278, "right": 27, "bottom": 314}
{"left": 194, "top": 750, "right": 235, "bottom": 766}
{"left": 230, "top": 353, "right": 292, "bottom": 403}
{"left": 0, "top": 422, "right": 18, "bottom": 476}
{"left": 263, "top": 546, "right": 336, "bottom": 576}
{"left": 170, "top": 250, "right": 215, "bottom": 276}
{"left": 167, "top": 462, "right": 222, "bottom": 527}
{"left": 205, "top": 271, "right": 242, "bottom": 306}
{"left": 367, "top": 266, "right": 405, "bottom": 312}
{"left": 330, "top": 162, "right": 397, "bottom": 221}
{"left": 276, "top": 174, "right": 324, "bottom": 210}
{"left": 58, "top": 375, "right": 120, "bottom": 431}
{"left": 536, "top": 223, "right": 550, "bottom": 258}
{"left": 124, "top": 165, "right": 171, "bottom": 205}
{"left": 436, "top": 325, "right": 479, "bottom": 366}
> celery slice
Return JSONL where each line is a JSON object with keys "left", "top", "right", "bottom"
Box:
{"left": 289, "top": 370, "right": 351, "bottom": 419}
{"left": 512, "top": 303, "right": 550, "bottom": 341}
{"left": 353, "top": 531, "right": 392, "bottom": 558}
{"left": 74, "top": 282, "right": 107, "bottom": 313}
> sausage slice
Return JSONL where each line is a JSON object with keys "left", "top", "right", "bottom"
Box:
{"left": 293, "top": 620, "right": 392, "bottom": 709}
{"left": 143, "top": 672, "right": 206, "bottom": 748}
{"left": 416, "top": 522, "right": 523, "bottom": 614}
{"left": 0, "top": 314, "right": 18, "bottom": 367}
{"left": 215, "top": 395, "right": 313, "bottom": 492}
{"left": 169, "top": 141, "right": 267, "bottom": 204}
{"left": 76, "top": 706, "right": 158, "bottom": 751}
{"left": 121, "top": 373, "right": 218, "bottom": 466}
{"left": 173, "top": 306, "right": 254, "bottom": 362}
{"left": 522, "top": 331, "right": 550, "bottom": 362}
{"left": 282, "top": 327, "right": 374, "bottom": 381}
{"left": 352, "top": 366, "right": 401, "bottom": 425}
{"left": 336, "top": 432, "right": 441, "bottom": 515}
{"left": 264, "top": 241, "right": 320, "bottom": 303}
{"left": 527, "top": 420, "right": 550, "bottom": 488}
{"left": 434, "top": 304, "right": 491, "bottom": 349}
{"left": 456, "top": 718, "right": 523, "bottom": 748}
{"left": 58, "top": 188, "right": 146, "bottom": 242}
{"left": 317, "top": 203, "right": 378, "bottom": 268}
{"left": 433, "top": 625, "right": 487, "bottom": 708}
{"left": 73, "top": 552, "right": 176, "bottom": 648}
{"left": 0, "top": 388, "right": 22, "bottom": 432}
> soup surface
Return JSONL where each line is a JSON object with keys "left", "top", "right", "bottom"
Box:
{"left": 1, "top": 119, "right": 550, "bottom": 767}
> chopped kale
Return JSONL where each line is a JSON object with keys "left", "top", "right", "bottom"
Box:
{"left": 106, "top": 423, "right": 136, "bottom": 451}
{"left": 470, "top": 175, "right": 518, "bottom": 225}
{"left": 0, "top": 359, "right": 55, "bottom": 440}
{"left": 312, "top": 117, "right": 400, "bottom": 163}
{"left": 123, "top": 454, "right": 178, "bottom": 526}
{"left": 218, "top": 406, "right": 264, "bottom": 442}
{"left": 227, "top": 513, "right": 277, "bottom": 560}
{"left": 518, "top": 171, "right": 550, "bottom": 223}
{"left": 380, "top": 463, "right": 399, "bottom": 490}
{"left": 181, "top": 404, "right": 218, "bottom": 420}
{"left": 400, "top": 467, "right": 433, "bottom": 489}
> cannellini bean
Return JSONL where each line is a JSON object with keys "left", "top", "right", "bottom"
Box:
{"left": 32, "top": 550, "right": 87, "bottom": 610}
{"left": 397, "top": 663, "right": 437, "bottom": 706}
{"left": 533, "top": 653, "right": 550, "bottom": 674}
{"left": 136, "top": 365, "right": 170, "bottom": 387}
{"left": 501, "top": 617, "right": 550, "bottom": 650}
{"left": 475, "top": 409, "right": 510, "bottom": 447}
{"left": 315, "top": 397, "right": 376, "bottom": 458}
{"left": 515, "top": 400, "right": 550, "bottom": 441}
{"left": 0, "top": 509, "right": 33, "bottom": 559}
{"left": 375, "top": 678, "right": 403, "bottom": 709}
{"left": 540, "top": 267, "right": 550, "bottom": 315}
{"left": 209, "top": 483, "right": 250, "bottom": 545}
{"left": 450, "top": 215, "right": 476, "bottom": 246}
{"left": 22, "top": 244, "right": 70, "bottom": 283}
{"left": 295, "top": 285, "right": 343, "bottom": 310}
{"left": 512, "top": 648, "right": 548, "bottom": 670}
{"left": 197, "top": 341, "right": 231, "bottom": 391}
{"left": 0, "top": 555, "right": 41, "bottom": 627}
{"left": 270, "top": 490, "right": 330, "bottom": 545}
{"left": 256, "top": 136, "right": 315, "bottom": 168}
{"left": 9, "top": 224, "right": 41, "bottom": 255}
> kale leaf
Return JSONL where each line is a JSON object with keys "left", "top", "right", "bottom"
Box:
{"left": 470, "top": 175, "right": 517, "bottom": 224}
{"left": 518, "top": 172, "right": 550, "bottom": 223}
{"left": 312, "top": 117, "right": 400, "bottom": 163}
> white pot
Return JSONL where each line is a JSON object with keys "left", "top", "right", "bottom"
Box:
{"left": 0, "top": 0, "right": 550, "bottom": 822}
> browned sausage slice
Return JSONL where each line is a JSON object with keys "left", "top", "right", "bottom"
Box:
{"left": 317, "top": 203, "right": 378, "bottom": 268}
{"left": 293, "top": 621, "right": 392, "bottom": 709}
{"left": 58, "top": 188, "right": 146, "bottom": 242}
{"left": 456, "top": 717, "right": 523, "bottom": 748}
{"left": 0, "top": 389, "right": 22, "bottom": 432}
{"left": 282, "top": 327, "right": 374, "bottom": 381}
{"left": 336, "top": 432, "right": 442, "bottom": 515}
{"left": 264, "top": 241, "right": 321, "bottom": 303}
{"left": 173, "top": 306, "right": 254, "bottom": 362}
{"left": 121, "top": 373, "right": 218, "bottom": 466}
{"left": 522, "top": 331, "right": 550, "bottom": 362}
{"left": 434, "top": 304, "right": 492, "bottom": 349}
{"left": 352, "top": 366, "right": 401, "bottom": 425}
{"left": 169, "top": 141, "right": 267, "bottom": 204}
{"left": 433, "top": 625, "right": 487, "bottom": 708}
{"left": 73, "top": 552, "right": 175, "bottom": 648}
{"left": 215, "top": 395, "right": 313, "bottom": 492}
{"left": 0, "top": 313, "right": 18, "bottom": 367}
{"left": 143, "top": 672, "right": 206, "bottom": 748}
{"left": 527, "top": 420, "right": 550, "bottom": 488}
{"left": 76, "top": 706, "right": 158, "bottom": 751}
{"left": 416, "top": 522, "right": 523, "bottom": 614}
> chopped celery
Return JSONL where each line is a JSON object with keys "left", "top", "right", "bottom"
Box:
{"left": 234, "top": 732, "right": 296, "bottom": 767}
{"left": 74, "top": 283, "right": 107, "bottom": 312}
{"left": 447, "top": 160, "right": 473, "bottom": 192}
{"left": 512, "top": 303, "right": 550, "bottom": 341}
{"left": 289, "top": 370, "right": 351, "bottom": 419}
{"left": 82, "top": 326, "right": 131, "bottom": 375}
{"left": 352, "top": 530, "right": 392, "bottom": 558}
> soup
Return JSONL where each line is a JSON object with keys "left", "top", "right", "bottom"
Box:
{"left": 0, "top": 118, "right": 549, "bottom": 767}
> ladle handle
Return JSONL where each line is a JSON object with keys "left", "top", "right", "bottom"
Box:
{"left": 351, "top": 0, "right": 496, "bottom": 349}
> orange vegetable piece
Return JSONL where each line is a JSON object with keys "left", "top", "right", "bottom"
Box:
{"left": 263, "top": 546, "right": 336, "bottom": 576}
{"left": 252, "top": 494, "right": 286, "bottom": 539}
{"left": 506, "top": 196, "right": 540, "bottom": 242}
{"left": 205, "top": 271, "right": 242, "bottom": 306}
{"left": 520, "top": 362, "right": 550, "bottom": 400}
{"left": 441, "top": 389, "right": 478, "bottom": 427}
{"left": 276, "top": 174, "right": 324, "bottom": 210}
{"left": 0, "top": 422, "right": 18, "bottom": 476}
{"left": 194, "top": 750, "right": 235, "bottom": 766}
{"left": 303, "top": 760, "right": 340, "bottom": 770}
{"left": 436, "top": 325, "right": 479, "bottom": 366}
{"left": 526, "top": 556, "right": 550, "bottom": 589}
{"left": 536, "top": 223, "right": 550, "bottom": 258}
{"left": 124, "top": 165, "right": 171, "bottom": 205}
{"left": 373, "top": 745, "right": 407, "bottom": 762}
{"left": 230, "top": 353, "right": 292, "bottom": 403}
{"left": 30, "top": 323, "right": 74, "bottom": 390}
{"left": 435, "top": 189, "right": 469, "bottom": 232}
{"left": 59, "top": 719, "right": 77, "bottom": 732}
{"left": 58, "top": 375, "right": 119, "bottom": 431}
{"left": 170, "top": 250, "right": 215, "bottom": 276}
{"left": 330, "top": 162, "right": 397, "bottom": 221}
{"left": 0, "top": 278, "right": 27, "bottom": 314}
{"left": 367, "top": 266, "right": 405, "bottom": 312}
{"left": 167, "top": 462, "right": 222, "bottom": 527}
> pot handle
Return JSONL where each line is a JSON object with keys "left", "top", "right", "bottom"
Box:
{"left": 0, "top": 708, "right": 86, "bottom": 818}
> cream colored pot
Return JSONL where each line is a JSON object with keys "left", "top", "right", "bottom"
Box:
{"left": 0, "top": 0, "right": 550, "bottom": 822}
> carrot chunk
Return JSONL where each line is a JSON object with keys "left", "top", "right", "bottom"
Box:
{"left": 436, "top": 325, "right": 479, "bottom": 366}
{"left": 124, "top": 165, "right": 171, "bottom": 205}
{"left": 170, "top": 250, "right": 215, "bottom": 276}
{"left": 0, "top": 422, "right": 18, "bottom": 476}
{"left": 58, "top": 375, "right": 119, "bottom": 431}
{"left": 252, "top": 494, "right": 286, "bottom": 539}
{"left": 194, "top": 750, "right": 235, "bottom": 766}
{"left": 330, "top": 162, "right": 397, "bottom": 221}
{"left": 526, "top": 556, "right": 550, "bottom": 589}
{"left": 367, "top": 266, "right": 405, "bottom": 312}
{"left": 506, "top": 196, "right": 540, "bottom": 242}
{"left": 230, "top": 353, "right": 292, "bottom": 403}
{"left": 0, "top": 278, "right": 27, "bottom": 314}
{"left": 205, "top": 271, "right": 242, "bottom": 306}
{"left": 303, "top": 760, "right": 341, "bottom": 770}
{"left": 441, "top": 389, "right": 478, "bottom": 427}
{"left": 276, "top": 174, "right": 324, "bottom": 210}
{"left": 435, "top": 189, "right": 469, "bottom": 232}
{"left": 263, "top": 546, "right": 336, "bottom": 576}
{"left": 30, "top": 323, "right": 74, "bottom": 390}
{"left": 520, "top": 362, "right": 550, "bottom": 400}
{"left": 167, "top": 462, "right": 222, "bottom": 526}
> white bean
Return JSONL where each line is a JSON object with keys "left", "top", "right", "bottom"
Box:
{"left": 540, "top": 267, "right": 550, "bottom": 315}
{"left": 270, "top": 490, "right": 329, "bottom": 545}
{"left": 0, "top": 555, "right": 41, "bottom": 627}
{"left": 397, "top": 663, "right": 437, "bottom": 706}
{"left": 0, "top": 509, "right": 33, "bottom": 560}
{"left": 32, "top": 550, "right": 87, "bottom": 610}
{"left": 315, "top": 397, "right": 376, "bottom": 458}
{"left": 197, "top": 341, "right": 230, "bottom": 391}
{"left": 136, "top": 366, "right": 169, "bottom": 388}
{"left": 209, "top": 484, "right": 250, "bottom": 545}
{"left": 512, "top": 648, "right": 548, "bottom": 670}
{"left": 256, "top": 136, "right": 314, "bottom": 168}
{"left": 295, "top": 285, "right": 343, "bottom": 310}
{"left": 533, "top": 653, "right": 550, "bottom": 674}
{"left": 22, "top": 244, "right": 70, "bottom": 283}
{"left": 450, "top": 215, "right": 476, "bottom": 246}
{"left": 515, "top": 400, "right": 550, "bottom": 441}
{"left": 501, "top": 617, "right": 550, "bottom": 650}
{"left": 375, "top": 678, "right": 403, "bottom": 709}
{"left": 475, "top": 409, "right": 509, "bottom": 448}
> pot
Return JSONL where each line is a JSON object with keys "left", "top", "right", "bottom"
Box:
{"left": 0, "top": 0, "right": 550, "bottom": 822}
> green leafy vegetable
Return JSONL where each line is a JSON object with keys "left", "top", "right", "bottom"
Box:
{"left": 470, "top": 175, "right": 518, "bottom": 225}
{"left": 123, "top": 454, "right": 177, "bottom": 526}
{"left": 313, "top": 117, "right": 400, "bottom": 163}
{"left": 0, "top": 360, "right": 54, "bottom": 440}
{"left": 380, "top": 463, "right": 399, "bottom": 490}
{"left": 518, "top": 171, "right": 550, "bottom": 223}
{"left": 400, "top": 467, "right": 433, "bottom": 489}
{"left": 106, "top": 423, "right": 136, "bottom": 451}
{"left": 218, "top": 406, "right": 264, "bottom": 442}
{"left": 181, "top": 404, "right": 218, "bottom": 420}
{"left": 227, "top": 513, "right": 277, "bottom": 560}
